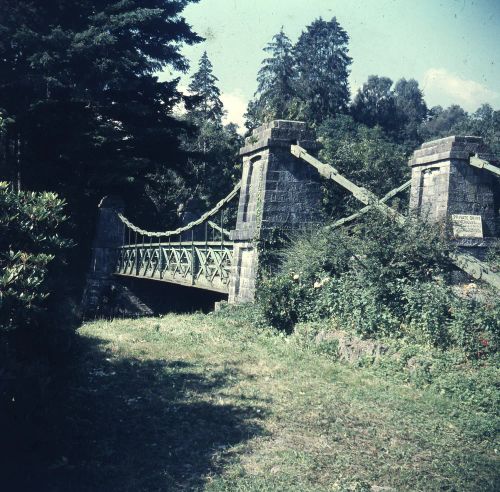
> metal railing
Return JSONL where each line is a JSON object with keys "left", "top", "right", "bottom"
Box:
{"left": 114, "top": 183, "right": 240, "bottom": 293}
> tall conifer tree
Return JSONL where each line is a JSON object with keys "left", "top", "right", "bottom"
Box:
{"left": 182, "top": 51, "right": 241, "bottom": 211}
{"left": 0, "top": 0, "right": 201, "bottom": 233}
{"left": 294, "top": 17, "right": 352, "bottom": 125}
{"left": 188, "top": 51, "right": 224, "bottom": 124}
{"left": 251, "top": 28, "right": 296, "bottom": 124}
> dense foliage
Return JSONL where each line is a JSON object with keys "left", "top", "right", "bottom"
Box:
{"left": 0, "top": 183, "right": 70, "bottom": 332}
{"left": 317, "top": 115, "right": 409, "bottom": 217}
{"left": 246, "top": 29, "right": 295, "bottom": 127}
{"left": 294, "top": 18, "right": 351, "bottom": 125}
{"left": 0, "top": 183, "right": 71, "bottom": 445}
{"left": 0, "top": 0, "right": 201, "bottom": 235}
{"left": 258, "top": 211, "right": 499, "bottom": 360}
{"left": 351, "top": 76, "right": 427, "bottom": 150}
{"left": 247, "top": 17, "right": 352, "bottom": 129}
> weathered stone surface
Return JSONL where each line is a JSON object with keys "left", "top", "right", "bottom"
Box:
{"left": 409, "top": 136, "right": 500, "bottom": 287}
{"left": 313, "top": 329, "right": 388, "bottom": 363}
{"left": 228, "top": 121, "right": 323, "bottom": 304}
{"left": 82, "top": 196, "right": 125, "bottom": 317}
{"left": 409, "top": 136, "right": 500, "bottom": 238}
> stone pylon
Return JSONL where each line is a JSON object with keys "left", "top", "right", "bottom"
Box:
{"left": 409, "top": 135, "right": 500, "bottom": 261}
{"left": 228, "top": 120, "right": 323, "bottom": 303}
{"left": 81, "top": 196, "right": 125, "bottom": 316}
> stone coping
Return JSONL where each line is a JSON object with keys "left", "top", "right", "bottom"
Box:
{"left": 240, "top": 120, "right": 319, "bottom": 156}
{"left": 409, "top": 135, "right": 497, "bottom": 167}
{"left": 240, "top": 138, "right": 319, "bottom": 156}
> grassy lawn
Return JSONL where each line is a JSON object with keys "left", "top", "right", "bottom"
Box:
{"left": 17, "top": 312, "right": 499, "bottom": 491}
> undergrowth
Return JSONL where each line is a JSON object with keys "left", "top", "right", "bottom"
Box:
{"left": 257, "top": 211, "right": 500, "bottom": 360}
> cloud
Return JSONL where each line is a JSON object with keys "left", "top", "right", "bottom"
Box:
{"left": 422, "top": 68, "right": 499, "bottom": 110}
{"left": 221, "top": 90, "right": 248, "bottom": 133}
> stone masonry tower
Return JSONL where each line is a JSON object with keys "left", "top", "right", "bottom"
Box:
{"left": 228, "top": 120, "right": 323, "bottom": 303}
{"left": 81, "top": 196, "right": 125, "bottom": 316}
{"left": 409, "top": 135, "right": 499, "bottom": 259}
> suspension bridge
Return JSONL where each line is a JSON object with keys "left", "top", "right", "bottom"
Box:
{"left": 83, "top": 121, "right": 500, "bottom": 315}
{"left": 114, "top": 184, "right": 240, "bottom": 294}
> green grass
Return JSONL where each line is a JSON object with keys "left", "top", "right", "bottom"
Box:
{"left": 16, "top": 312, "right": 499, "bottom": 491}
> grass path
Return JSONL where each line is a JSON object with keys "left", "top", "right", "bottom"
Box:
{"left": 31, "top": 313, "right": 498, "bottom": 491}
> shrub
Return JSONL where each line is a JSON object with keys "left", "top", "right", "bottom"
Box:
{"left": 447, "top": 296, "right": 499, "bottom": 359}
{"left": 257, "top": 209, "right": 499, "bottom": 359}
{"left": 0, "top": 182, "right": 70, "bottom": 332}
{"left": 0, "top": 182, "right": 71, "bottom": 441}
{"left": 258, "top": 273, "right": 314, "bottom": 333}
{"left": 258, "top": 211, "right": 453, "bottom": 334}
{"left": 401, "top": 281, "right": 452, "bottom": 347}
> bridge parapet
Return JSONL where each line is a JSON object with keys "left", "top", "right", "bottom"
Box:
{"left": 229, "top": 120, "right": 323, "bottom": 303}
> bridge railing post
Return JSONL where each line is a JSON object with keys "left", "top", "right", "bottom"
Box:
{"left": 228, "top": 120, "right": 324, "bottom": 304}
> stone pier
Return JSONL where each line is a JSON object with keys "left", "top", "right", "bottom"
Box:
{"left": 409, "top": 135, "right": 499, "bottom": 261}
{"left": 82, "top": 196, "right": 155, "bottom": 317}
{"left": 228, "top": 120, "right": 324, "bottom": 303}
{"left": 81, "top": 196, "right": 125, "bottom": 316}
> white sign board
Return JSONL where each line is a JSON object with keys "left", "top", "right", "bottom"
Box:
{"left": 452, "top": 214, "right": 483, "bottom": 238}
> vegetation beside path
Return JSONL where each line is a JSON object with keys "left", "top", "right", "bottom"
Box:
{"left": 7, "top": 312, "right": 497, "bottom": 491}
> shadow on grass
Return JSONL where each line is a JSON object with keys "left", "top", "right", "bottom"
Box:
{"left": 5, "top": 334, "right": 266, "bottom": 491}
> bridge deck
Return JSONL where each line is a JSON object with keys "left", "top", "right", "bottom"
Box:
{"left": 113, "top": 272, "right": 230, "bottom": 294}
{"left": 115, "top": 242, "right": 233, "bottom": 294}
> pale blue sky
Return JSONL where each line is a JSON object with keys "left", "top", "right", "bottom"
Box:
{"left": 161, "top": 0, "right": 500, "bottom": 128}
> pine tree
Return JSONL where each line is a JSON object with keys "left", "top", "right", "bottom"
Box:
{"left": 0, "top": 0, "right": 201, "bottom": 235}
{"left": 294, "top": 17, "right": 352, "bottom": 125}
{"left": 182, "top": 52, "right": 241, "bottom": 210}
{"left": 188, "top": 51, "right": 224, "bottom": 124}
{"left": 251, "top": 28, "right": 296, "bottom": 124}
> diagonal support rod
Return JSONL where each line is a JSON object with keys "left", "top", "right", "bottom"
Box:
{"left": 328, "top": 180, "right": 411, "bottom": 230}
{"left": 291, "top": 144, "right": 500, "bottom": 291}
{"left": 469, "top": 154, "right": 500, "bottom": 177}
{"left": 208, "top": 220, "right": 231, "bottom": 237}
{"left": 291, "top": 144, "right": 378, "bottom": 204}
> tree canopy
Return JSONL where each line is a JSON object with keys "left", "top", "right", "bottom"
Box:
{"left": 181, "top": 51, "right": 242, "bottom": 212}
{"left": 0, "top": 0, "right": 201, "bottom": 233}
{"left": 293, "top": 17, "right": 352, "bottom": 125}
{"left": 246, "top": 17, "right": 352, "bottom": 129}
{"left": 351, "top": 76, "right": 397, "bottom": 131}
{"left": 249, "top": 28, "right": 295, "bottom": 125}
{"left": 188, "top": 51, "right": 225, "bottom": 124}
